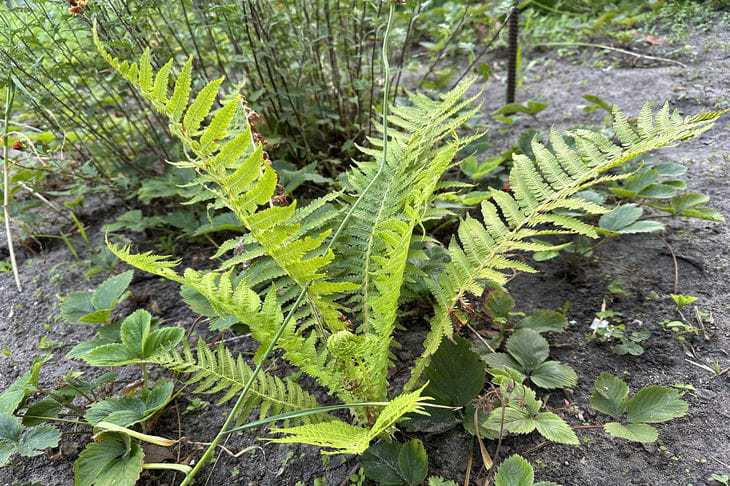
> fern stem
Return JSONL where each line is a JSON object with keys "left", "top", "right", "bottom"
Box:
{"left": 181, "top": 5, "right": 398, "bottom": 483}
{"left": 180, "top": 290, "right": 306, "bottom": 485}
{"left": 362, "top": 1, "right": 395, "bottom": 331}
{"left": 223, "top": 400, "right": 458, "bottom": 436}
{"left": 2, "top": 78, "right": 21, "bottom": 292}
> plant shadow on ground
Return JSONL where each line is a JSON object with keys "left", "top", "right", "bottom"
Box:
{"left": 1, "top": 16, "right": 729, "bottom": 486}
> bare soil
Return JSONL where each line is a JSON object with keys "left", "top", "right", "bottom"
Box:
{"left": 1, "top": 18, "right": 728, "bottom": 486}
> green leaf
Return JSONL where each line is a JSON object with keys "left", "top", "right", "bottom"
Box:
{"left": 85, "top": 381, "right": 174, "bottom": 427}
{"left": 670, "top": 294, "right": 697, "bottom": 309}
{"left": 616, "top": 220, "right": 664, "bottom": 234}
{"left": 142, "top": 327, "right": 184, "bottom": 358}
{"left": 0, "top": 368, "right": 38, "bottom": 414}
{"left": 679, "top": 206, "right": 724, "bottom": 222}
{"left": 83, "top": 344, "right": 135, "bottom": 367}
{"left": 183, "top": 77, "right": 223, "bottom": 133}
{"left": 654, "top": 162, "right": 686, "bottom": 177}
{"left": 0, "top": 412, "right": 60, "bottom": 467}
{"left": 61, "top": 292, "right": 95, "bottom": 323}
{"left": 534, "top": 411, "right": 579, "bottom": 445}
{"left": 626, "top": 386, "right": 688, "bottom": 424}
{"left": 518, "top": 310, "right": 567, "bottom": 333}
{"left": 603, "top": 422, "right": 658, "bottom": 443}
{"left": 91, "top": 271, "right": 133, "bottom": 310}
{"left": 590, "top": 372, "right": 628, "bottom": 419}
{"left": 428, "top": 477, "right": 458, "bottom": 486}
{"left": 481, "top": 352, "right": 521, "bottom": 372}
{"left": 425, "top": 336, "right": 485, "bottom": 406}
{"left": 599, "top": 204, "right": 643, "bottom": 232}
{"left": 23, "top": 399, "right": 63, "bottom": 426}
{"left": 79, "top": 309, "right": 113, "bottom": 325}
{"left": 506, "top": 329, "right": 549, "bottom": 372}
{"left": 74, "top": 433, "right": 144, "bottom": 486}
{"left": 398, "top": 439, "right": 428, "bottom": 485}
{"left": 613, "top": 340, "right": 645, "bottom": 356}
{"left": 484, "top": 289, "right": 515, "bottom": 320}
{"left": 361, "top": 441, "right": 407, "bottom": 485}
{"left": 529, "top": 361, "right": 577, "bottom": 389}
{"left": 167, "top": 57, "right": 193, "bottom": 122}
{"left": 120, "top": 310, "right": 151, "bottom": 358}
{"left": 494, "top": 454, "right": 534, "bottom": 486}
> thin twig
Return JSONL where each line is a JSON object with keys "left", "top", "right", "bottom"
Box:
{"left": 451, "top": 9, "right": 513, "bottom": 88}
{"left": 536, "top": 41, "right": 687, "bottom": 68}
{"left": 467, "top": 323, "right": 496, "bottom": 353}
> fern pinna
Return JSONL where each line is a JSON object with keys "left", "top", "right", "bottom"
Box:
{"left": 94, "top": 27, "right": 722, "bottom": 458}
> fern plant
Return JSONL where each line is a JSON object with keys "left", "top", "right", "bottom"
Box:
{"left": 92, "top": 17, "right": 722, "bottom": 480}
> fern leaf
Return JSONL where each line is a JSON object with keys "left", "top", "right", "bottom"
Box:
{"left": 167, "top": 57, "right": 193, "bottom": 122}
{"left": 406, "top": 105, "right": 723, "bottom": 390}
{"left": 183, "top": 77, "right": 223, "bottom": 134}
{"left": 268, "top": 386, "right": 430, "bottom": 454}
{"left": 152, "top": 59, "right": 173, "bottom": 105}
{"left": 153, "top": 340, "right": 321, "bottom": 425}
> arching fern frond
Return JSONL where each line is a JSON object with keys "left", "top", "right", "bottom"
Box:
{"left": 405, "top": 103, "right": 723, "bottom": 390}
{"left": 152, "top": 340, "right": 321, "bottom": 425}
{"left": 94, "top": 27, "right": 356, "bottom": 335}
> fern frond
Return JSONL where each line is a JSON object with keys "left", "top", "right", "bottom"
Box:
{"left": 334, "top": 78, "right": 481, "bottom": 319}
{"left": 268, "top": 386, "right": 431, "bottom": 454}
{"left": 152, "top": 340, "right": 320, "bottom": 425}
{"left": 406, "top": 104, "right": 722, "bottom": 390}
{"left": 94, "top": 28, "right": 356, "bottom": 335}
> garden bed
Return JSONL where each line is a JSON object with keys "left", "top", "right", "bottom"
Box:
{"left": 1, "top": 16, "right": 729, "bottom": 486}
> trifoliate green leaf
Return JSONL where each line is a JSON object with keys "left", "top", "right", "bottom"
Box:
{"left": 590, "top": 372, "right": 628, "bottom": 419}
{"left": 81, "top": 311, "right": 183, "bottom": 366}
{"left": 603, "top": 422, "right": 657, "bottom": 443}
{"left": 626, "top": 386, "right": 688, "bottom": 424}
{"left": 62, "top": 271, "right": 133, "bottom": 324}
{"left": 85, "top": 381, "right": 174, "bottom": 427}
{"left": 74, "top": 433, "right": 144, "bottom": 486}
{"left": 0, "top": 413, "right": 60, "bottom": 467}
